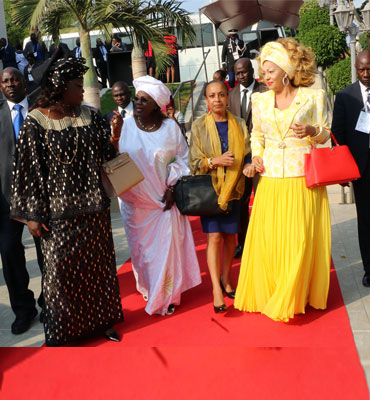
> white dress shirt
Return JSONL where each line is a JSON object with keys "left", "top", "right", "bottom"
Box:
{"left": 239, "top": 80, "right": 255, "bottom": 115}
{"left": 118, "top": 101, "right": 134, "bottom": 119}
{"left": 359, "top": 81, "right": 370, "bottom": 110}
{"left": 7, "top": 97, "right": 29, "bottom": 122}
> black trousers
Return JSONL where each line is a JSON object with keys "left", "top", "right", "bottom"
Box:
{"left": 0, "top": 212, "right": 43, "bottom": 318}
{"left": 353, "top": 175, "right": 370, "bottom": 274}
{"left": 97, "top": 62, "right": 108, "bottom": 88}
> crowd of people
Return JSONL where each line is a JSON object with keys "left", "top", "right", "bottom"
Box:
{"left": 1, "top": 34, "right": 369, "bottom": 346}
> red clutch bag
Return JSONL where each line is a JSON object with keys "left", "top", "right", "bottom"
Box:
{"left": 304, "top": 129, "right": 361, "bottom": 188}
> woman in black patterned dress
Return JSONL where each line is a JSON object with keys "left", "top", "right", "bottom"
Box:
{"left": 10, "top": 57, "right": 124, "bottom": 346}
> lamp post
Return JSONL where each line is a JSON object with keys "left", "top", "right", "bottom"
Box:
{"left": 334, "top": 0, "right": 358, "bottom": 84}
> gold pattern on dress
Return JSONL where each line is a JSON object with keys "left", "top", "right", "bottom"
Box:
{"left": 162, "top": 271, "right": 174, "bottom": 298}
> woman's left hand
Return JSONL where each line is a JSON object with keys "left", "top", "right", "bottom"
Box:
{"left": 161, "top": 187, "right": 175, "bottom": 211}
{"left": 243, "top": 163, "right": 256, "bottom": 178}
{"left": 291, "top": 123, "right": 316, "bottom": 139}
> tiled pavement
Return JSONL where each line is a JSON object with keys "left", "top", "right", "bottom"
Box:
{"left": 0, "top": 188, "right": 369, "bottom": 389}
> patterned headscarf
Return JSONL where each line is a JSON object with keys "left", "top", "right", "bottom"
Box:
{"left": 260, "top": 41, "right": 295, "bottom": 79}
{"left": 47, "top": 57, "right": 89, "bottom": 88}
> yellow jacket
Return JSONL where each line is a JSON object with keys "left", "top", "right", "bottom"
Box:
{"left": 251, "top": 87, "right": 330, "bottom": 178}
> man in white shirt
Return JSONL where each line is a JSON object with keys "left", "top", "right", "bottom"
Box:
{"left": 229, "top": 58, "right": 267, "bottom": 258}
{"left": 104, "top": 81, "right": 133, "bottom": 124}
{"left": 0, "top": 67, "right": 43, "bottom": 334}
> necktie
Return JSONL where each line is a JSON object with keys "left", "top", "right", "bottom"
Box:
{"left": 241, "top": 89, "right": 248, "bottom": 120}
{"left": 13, "top": 104, "right": 24, "bottom": 141}
{"left": 120, "top": 109, "right": 126, "bottom": 118}
{"left": 366, "top": 88, "right": 370, "bottom": 112}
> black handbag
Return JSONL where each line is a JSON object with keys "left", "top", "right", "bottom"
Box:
{"left": 174, "top": 160, "right": 232, "bottom": 216}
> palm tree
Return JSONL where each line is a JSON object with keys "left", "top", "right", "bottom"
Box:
{"left": 10, "top": 0, "right": 195, "bottom": 109}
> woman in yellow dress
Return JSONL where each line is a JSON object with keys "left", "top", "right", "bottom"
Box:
{"left": 234, "top": 38, "right": 331, "bottom": 322}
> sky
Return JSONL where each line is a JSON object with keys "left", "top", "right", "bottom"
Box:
{"left": 182, "top": 0, "right": 364, "bottom": 14}
{"left": 181, "top": 0, "right": 210, "bottom": 13}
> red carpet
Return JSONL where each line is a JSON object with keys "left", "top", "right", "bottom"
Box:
{"left": 0, "top": 217, "right": 368, "bottom": 399}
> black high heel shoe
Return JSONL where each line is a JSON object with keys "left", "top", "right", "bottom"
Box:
{"left": 220, "top": 278, "right": 236, "bottom": 299}
{"left": 104, "top": 327, "right": 120, "bottom": 342}
{"left": 213, "top": 304, "right": 227, "bottom": 313}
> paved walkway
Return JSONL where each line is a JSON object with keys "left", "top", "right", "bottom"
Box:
{"left": 0, "top": 187, "right": 369, "bottom": 388}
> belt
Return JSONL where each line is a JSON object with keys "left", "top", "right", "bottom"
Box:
{"left": 264, "top": 137, "right": 311, "bottom": 149}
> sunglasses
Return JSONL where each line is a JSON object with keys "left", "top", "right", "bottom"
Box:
{"left": 133, "top": 96, "right": 150, "bottom": 103}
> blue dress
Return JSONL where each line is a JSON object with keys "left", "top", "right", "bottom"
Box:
{"left": 200, "top": 121, "right": 240, "bottom": 234}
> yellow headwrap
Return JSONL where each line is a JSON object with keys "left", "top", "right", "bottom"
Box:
{"left": 260, "top": 41, "right": 295, "bottom": 79}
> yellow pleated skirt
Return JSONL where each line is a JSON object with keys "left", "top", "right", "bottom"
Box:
{"left": 234, "top": 176, "right": 331, "bottom": 322}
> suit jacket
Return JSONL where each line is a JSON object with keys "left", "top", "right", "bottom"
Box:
{"left": 229, "top": 80, "right": 268, "bottom": 133}
{"left": 23, "top": 40, "right": 48, "bottom": 61}
{"left": 221, "top": 38, "right": 249, "bottom": 70}
{"left": 93, "top": 45, "right": 108, "bottom": 67}
{"left": 251, "top": 87, "right": 330, "bottom": 178}
{"left": 0, "top": 44, "right": 18, "bottom": 69}
{"left": 331, "top": 81, "right": 370, "bottom": 177}
{"left": 0, "top": 99, "right": 18, "bottom": 209}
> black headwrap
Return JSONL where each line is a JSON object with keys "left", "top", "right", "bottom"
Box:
{"left": 47, "top": 57, "right": 89, "bottom": 88}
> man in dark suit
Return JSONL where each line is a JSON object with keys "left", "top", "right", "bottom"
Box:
{"left": 23, "top": 33, "right": 47, "bottom": 64}
{"left": 73, "top": 38, "right": 82, "bottom": 58}
{"left": 0, "top": 38, "right": 18, "bottom": 69}
{"left": 93, "top": 38, "right": 109, "bottom": 88}
{"left": 229, "top": 57, "right": 267, "bottom": 258}
{"left": 221, "top": 29, "right": 248, "bottom": 88}
{"left": 0, "top": 67, "right": 44, "bottom": 334}
{"left": 104, "top": 81, "right": 133, "bottom": 124}
{"left": 332, "top": 50, "right": 370, "bottom": 287}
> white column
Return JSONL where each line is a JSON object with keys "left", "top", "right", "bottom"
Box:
{"left": 0, "top": 0, "right": 7, "bottom": 40}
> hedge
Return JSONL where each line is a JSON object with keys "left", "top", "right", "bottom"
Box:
{"left": 327, "top": 57, "right": 352, "bottom": 94}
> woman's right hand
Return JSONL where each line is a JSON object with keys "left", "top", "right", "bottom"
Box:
{"left": 252, "top": 156, "right": 264, "bottom": 173}
{"left": 27, "top": 221, "right": 49, "bottom": 238}
{"left": 111, "top": 110, "right": 123, "bottom": 139}
{"left": 213, "top": 151, "right": 235, "bottom": 167}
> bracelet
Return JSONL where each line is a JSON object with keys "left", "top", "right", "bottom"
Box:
{"left": 311, "top": 126, "right": 322, "bottom": 138}
{"left": 111, "top": 136, "right": 120, "bottom": 142}
{"left": 167, "top": 185, "right": 175, "bottom": 193}
{"left": 208, "top": 157, "right": 215, "bottom": 170}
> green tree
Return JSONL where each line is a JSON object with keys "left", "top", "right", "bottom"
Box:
{"left": 299, "top": 25, "right": 346, "bottom": 69}
{"left": 327, "top": 57, "right": 351, "bottom": 94}
{"left": 3, "top": 0, "right": 28, "bottom": 48}
{"left": 298, "top": 0, "right": 320, "bottom": 16}
{"left": 10, "top": 0, "right": 195, "bottom": 109}
{"left": 297, "top": 6, "right": 330, "bottom": 34}
{"left": 359, "top": 32, "right": 369, "bottom": 50}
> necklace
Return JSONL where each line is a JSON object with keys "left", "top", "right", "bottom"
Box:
{"left": 137, "top": 117, "right": 158, "bottom": 131}
{"left": 45, "top": 108, "right": 79, "bottom": 165}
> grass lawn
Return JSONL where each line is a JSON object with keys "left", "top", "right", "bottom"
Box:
{"left": 100, "top": 82, "right": 193, "bottom": 116}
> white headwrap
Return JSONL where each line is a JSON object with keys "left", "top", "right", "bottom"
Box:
{"left": 133, "top": 75, "right": 171, "bottom": 109}
{"left": 260, "top": 41, "right": 295, "bottom": 79}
